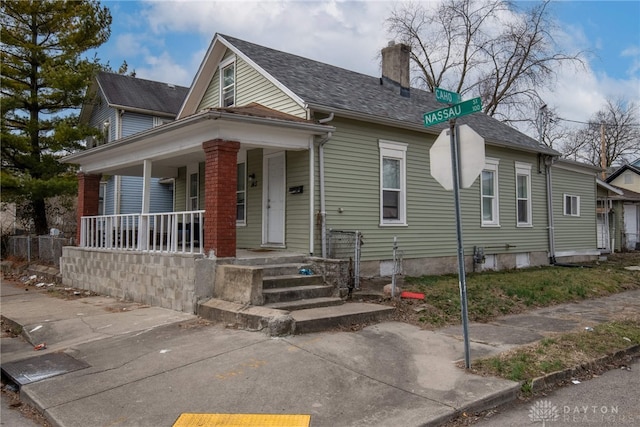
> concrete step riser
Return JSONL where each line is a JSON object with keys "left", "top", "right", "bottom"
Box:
{"left": 232, "top": 256, "right": 308, "bottom": 266}
{"left": 263, "top": 286, "right": 334, "bottom": 304}
{"left": 265, "top": 298, "right": 344, "bottom": 311}
{"left": 263, "top": 275, "right": 323, "bottom": 289}
{"left": 293, "top": 310, "right": 394, "bottom": 335}
{"left": 262, "top": 264, "right": 312, "bottom": 277}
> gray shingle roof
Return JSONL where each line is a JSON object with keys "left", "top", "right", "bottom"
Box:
{"left": 220, "top": 34, "right": 558, "bottom": 155}
{"left": 96, "top": 71, "right": 189, "bottom": 116}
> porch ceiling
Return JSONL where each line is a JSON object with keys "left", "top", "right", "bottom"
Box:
{"left": 62, "top": 110, "right": 334, "bottom": 177}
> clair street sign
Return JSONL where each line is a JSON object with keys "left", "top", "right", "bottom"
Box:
{"left": 435, "top": 87, "right": 461, "bottom": 104}
{"left": 423, "top": 97, "right": 483, "bottom": 127}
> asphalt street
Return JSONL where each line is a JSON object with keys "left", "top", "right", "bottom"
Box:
{"left": 471, "top": 358, "right": 640, "bottom": 426}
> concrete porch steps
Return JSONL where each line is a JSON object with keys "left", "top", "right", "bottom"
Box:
{"left": 197, "top": 299, "right": 395, "bottom": 336}
{"left": 291, "top": 303, "right": 395, "bottom": 334}
{"left": 198, "top": 254, "right": 395, "bottom": 335}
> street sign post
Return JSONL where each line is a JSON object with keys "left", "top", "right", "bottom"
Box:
{"left": 435, "top": 87, "right": 461, "bottom": 104}
{"left": 423, "top": 97, "right": 482, "bottom": 127}
{"left": 423, "top": 96, "right": 484, "bottom": 369}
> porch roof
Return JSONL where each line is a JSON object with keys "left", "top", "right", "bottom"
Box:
{"left": 63, "top": 104, "right": 334, "bottom": 177}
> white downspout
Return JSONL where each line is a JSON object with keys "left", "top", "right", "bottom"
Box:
{"left": 317, "top": 113, "right": 334, "bottom": 258}
{"left": 545, "top": 156, "right": 557, "bottom": 264}
{"left": 308, "top": 137, "right": 315, "bottom": 255}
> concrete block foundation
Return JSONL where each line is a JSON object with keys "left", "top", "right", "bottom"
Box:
{"left": 60, "top": 247, "right": 203, "bottom": 313}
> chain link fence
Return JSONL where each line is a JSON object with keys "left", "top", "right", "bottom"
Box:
{"left": 5, "top": 235, "right": 73, "bottom": 266}
{"left": 327, "top": 229, "right": 362, "bottom": 291}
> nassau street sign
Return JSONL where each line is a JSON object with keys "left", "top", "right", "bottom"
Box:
{"left": 435, "top": 87, "right": 461, "bottom": 104}
{"left": 423, "top": 97, "right": 482, "bottom": 127}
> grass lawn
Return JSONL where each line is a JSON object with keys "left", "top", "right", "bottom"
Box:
{"left": 400, "top": 252, "right": 640, "bottom": 395}
{"left": 402, "top": 252, "right": 640, "bottom": 327}
{"left": 467, "top": 318, "right": 640, "bottom": 394}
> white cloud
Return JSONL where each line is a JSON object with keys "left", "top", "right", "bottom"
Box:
{"left": 621, "top": 45, "right": 640, "bottom": 78}
{"left": 140, "top": 0, "right": 392, "bottom": 76}
{"left": 134, "top": 51, "right": 192, "bottom": 86}
{"left": 103, "top": 0, "right": 637, "bottom": 126}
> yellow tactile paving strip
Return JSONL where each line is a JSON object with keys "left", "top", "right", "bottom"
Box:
{"left": 173, "top": 413, "right": 311, "bottom": 427}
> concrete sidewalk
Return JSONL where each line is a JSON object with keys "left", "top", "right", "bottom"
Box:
{"left": 2, "top": 278, "right": 639, "bottom": 427}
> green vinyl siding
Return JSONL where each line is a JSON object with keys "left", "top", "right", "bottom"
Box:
{"left": 462, "top": 147, "right": 549, "bottom": 254}
{"left": 321, "top": 117, "right": 550, "bottom": 262}
{"left": 198, "top": 51, "right": 305, "bottom": 117}
{"left": 285, "top": 150, "right": 310, "bottom": 253}
{"left": 551, "top": 166, "right": 597, "bottom": 252}
{"left": 237, "top": 149, "right": 263, "bottom": 248}
{"left": 175, "top": 167, "right": 186, "bottom": 212}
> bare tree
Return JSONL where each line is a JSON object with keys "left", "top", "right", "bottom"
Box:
{"left": 536, "top": 105, "right": 572, "bottom": 149}
{"left": 385, "top": 0, "right": 583, "bottom": 125}
{"left": 561, "top": 100, "right": 640, "bottom": 167}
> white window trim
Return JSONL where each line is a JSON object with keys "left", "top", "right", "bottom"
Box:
{"left": 237, "top": 150, "right": 247, "bottom": 226}
{"left": 379, "top": 140, "right": 408, "bottom": 226}
{"left": 219, "top": 56, "right": 236, "bottom": 107}
{"left": 99, "top": 181, "right": 107, "bottom": 216}
{"left": 515, "top": 162, "right": 532, "bottom": 227}
{"left": 563, "top": 194, "right": 581, "bottom": 217}
{"left": 186, "top": 163, "right": 199, "bottom": 211}
{"left": 481, "top": 158, "right": 500, "bottom": 227}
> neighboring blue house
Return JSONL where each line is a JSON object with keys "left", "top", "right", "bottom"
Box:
{"left": 79, "top": 72, "right": 189, "bottom": 216}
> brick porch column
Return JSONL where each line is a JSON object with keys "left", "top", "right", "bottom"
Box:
{"left": 203, "top": 139, "right": 240, "bottom": 258}
{"left": 76, "top": 172, "right": 102, "bottom": 245}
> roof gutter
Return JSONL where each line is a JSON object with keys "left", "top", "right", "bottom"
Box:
{"left": 306, "top": 102, "right": 559, "bottom": 156}
{"left": 108, "top": 104, "right": 177, "bottom": 118}
{"left": 62, "top": 109, "right": 334, "bottom": 164}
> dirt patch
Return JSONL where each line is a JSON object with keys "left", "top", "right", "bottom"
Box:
{"left": 1, "top": 383, "right": 52, "bottom": 427}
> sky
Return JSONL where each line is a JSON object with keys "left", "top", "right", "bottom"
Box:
{"left": 93, "top": 0, "right": 640, "bottom": 134}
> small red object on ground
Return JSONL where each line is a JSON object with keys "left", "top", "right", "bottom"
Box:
{"left": 34, "top": 343, "right": 47, "bottom": 351}
{"left": 400, "top": 291, "right": 425, "bottom": 300}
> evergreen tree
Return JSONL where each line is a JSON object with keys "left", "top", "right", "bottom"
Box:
{"left": 1, "top": 0, "right": 111, "bottom": 235}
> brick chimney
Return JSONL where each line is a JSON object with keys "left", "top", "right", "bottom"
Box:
{"left": 381, "top": 41, "right": 411, "bottom": 97}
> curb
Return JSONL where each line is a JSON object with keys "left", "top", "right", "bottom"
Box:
{"left": 530, "top": 344, "right": 640, "bottom": 393}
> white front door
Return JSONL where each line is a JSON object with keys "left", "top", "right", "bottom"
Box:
{"left": 623, "top": 203, "right": 639, "bottom": 250}
{"left": 263, "top": 152, "right": 286, "bottom": 246}
{"left": 596, "top": 212, "right": 609, "bottom": 250}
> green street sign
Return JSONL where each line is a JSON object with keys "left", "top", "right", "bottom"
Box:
{"left": 423, "top": 97, "right": 483, "bottom": 127}
{"left": 435, "top": 87, "right": 461, "bottom": 104}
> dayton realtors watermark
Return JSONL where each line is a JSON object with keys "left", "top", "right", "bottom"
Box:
{"left": 529, "top": 400, "right": 636, "bottom": 425}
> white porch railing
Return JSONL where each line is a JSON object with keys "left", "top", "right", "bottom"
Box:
{"left": 80, "top": 211, "right": 205, "bottom": 254}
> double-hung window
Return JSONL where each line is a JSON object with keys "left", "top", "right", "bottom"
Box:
{"left": 379, "top": 140, "right": 407, "bottom": 226}
{"left": 220, "top": 59, "right": 235, "bottom": 107}
{"left": 564, "top": 194, "right": 580, "bottom": 216}
{"left": 189, "top": 173, "right": 198, "bottom": 211}
{"left": 237, "top": 151, "right": 246, "bottom": 225}
{"left": 515, "top": 162, "right": 532, "bottom": 227}
{"left": 481, "top": 158, "right": 500, "bottom": 226}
